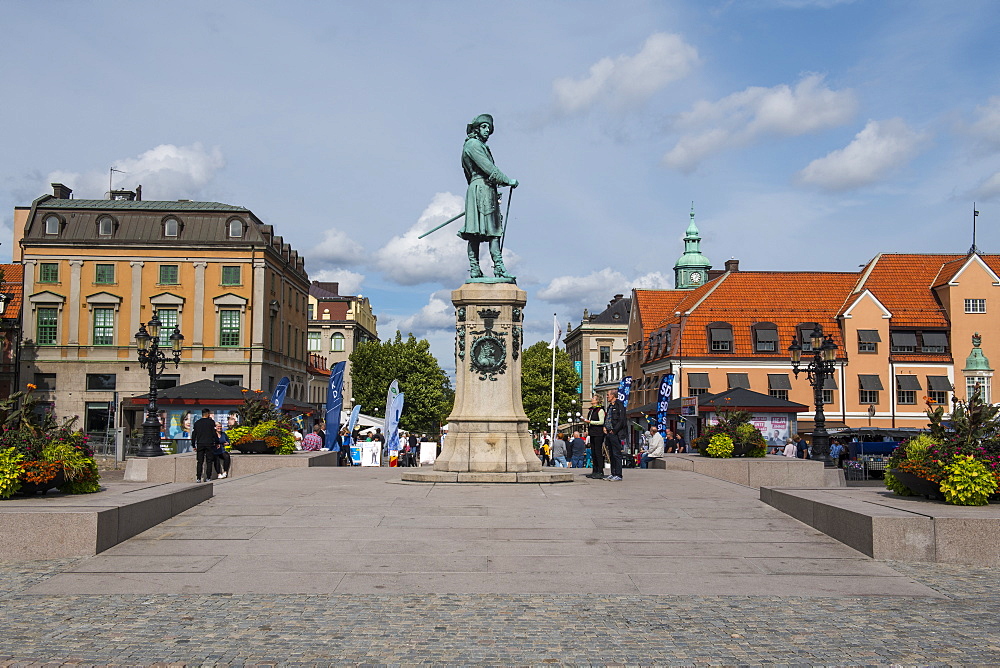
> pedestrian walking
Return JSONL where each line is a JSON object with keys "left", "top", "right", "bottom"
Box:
{"left": 213, "top": 423, "right": 231, "bottom": 479}
{"left": 783, "top": 437, "right": 797, "bottom": 458}
{"left": 603, "top": 390, "right": 627, "bottom": 481}
{"left": 192, "top": 409, "right": 218, "bottom": 483}
{"left": 585, "top": 394, "right": 606, "bottom": 479}
{"left": 551, "top": 433, "right": 568, "bottom": 467}
{"left": 569, "top": 431, "right": 586, "bottom": 469}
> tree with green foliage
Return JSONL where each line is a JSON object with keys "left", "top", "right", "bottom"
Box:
{"left": 520, "top": 341, "right": 581, "bottom": 433}
{"left": 349, "top": 331, "right": 453, "bottom": 433}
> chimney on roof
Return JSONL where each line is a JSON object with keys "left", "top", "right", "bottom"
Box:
{"left": 725, "top": 259, "right": 739, "bottom": 273}
{"left": 51, "top": 183, "right": 72, "bottom": 199}
{"left": 609, "top": 293, "right": 624, "bottom": 307}
{"left": 135, "top": 185, "right": 142, "bottom": 201}
{"left": 110, "top": 189, "right": 137, "bottom": 201}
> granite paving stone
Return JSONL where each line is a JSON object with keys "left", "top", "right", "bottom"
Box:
{"left": 0, "top": 466, "right": 998, "bottom": 665}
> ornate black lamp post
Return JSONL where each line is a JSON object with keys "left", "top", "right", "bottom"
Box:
{"left": 788, "top": 324, "right": 839, "bottom": 468}
{"left": 134, "top": 314, "right": 184, "bottom": 457}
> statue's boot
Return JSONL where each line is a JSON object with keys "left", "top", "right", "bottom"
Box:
{"left": 468, "top": 243, "right": 484, "bottom": 279}
{"left": 489, "top": 239, "right": 514, "bottom": 279}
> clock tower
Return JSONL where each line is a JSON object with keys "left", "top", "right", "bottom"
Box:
{"left": 673, "top": 204, "right": 712, "bottom": 290}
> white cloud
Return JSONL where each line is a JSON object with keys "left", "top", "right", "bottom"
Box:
{"left": 395, "top": 290, "right": 454, "bottom": 336}
{"left": 796, "top": 118, "right": 928, "bottom": 191}
{"left": 966, "top": 96, "right": 1000, "bottom": 151}
{"left": 632, "top": 272, "right": 673, "bottom": 289}
{"left": 47, "top": 143, "right": 225, "bottom": 200}
{"left": 373, "top": 192, "right": 469, "bottom": 286}
{"left": 537, "top": 268, "right": 671, "bottom": 308}
{"left": 664, "top": 74, "right": 857, "bottom": 172}
{"left": 553, "top": 33, "right": 698, "bottom": 115}
{"left": 308, "top": 268, "right": 365, "bottom": 295}
{"left": 308, "top": 228, "right": 365, "bottom": 266}
{"left": 972, "top": 171, "right": 1000, "bottom": 200}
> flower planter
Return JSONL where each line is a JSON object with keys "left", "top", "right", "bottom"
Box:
{"left": 890, "top": 468, "right": 944, "bottom": 501}
{"left": 17, "top": 470, "right": 66, "bottom": 495}
{"left": 231, "top": 440, "right": 277, "bottom": 455}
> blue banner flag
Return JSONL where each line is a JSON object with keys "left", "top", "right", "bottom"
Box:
{"left": 347, "top": 404, "right": 361, "bottom": 436}
{"left": 618, "top": 375, "right": 633, "bottom": 408}
{"left": 385, "top": 392, "right": 405, "bottom": 455}
{"left": 385, "top": 380, "right": 400, "bottom": 451}
{"left": 657, "top": 374, "right": 675, "bottom": 434}
{"left": 271, "top": 376, "right": 290, "bottom": 410}
{"left": 325, "top": 362, "right": 346, "bottom": 450}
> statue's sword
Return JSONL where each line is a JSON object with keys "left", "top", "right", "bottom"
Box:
{"left": 417, "top": 211, "right": 465, "bottom": 239}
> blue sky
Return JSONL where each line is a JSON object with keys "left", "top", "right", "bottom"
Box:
{"left": 2, "top": 0, "right": 999, "bottom": 376}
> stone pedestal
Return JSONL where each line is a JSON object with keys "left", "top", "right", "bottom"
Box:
{"left": 431, "top": 282, "right": 541, "bottom": 474}
{"left": 401, "top": 282, "right": 570, "bottom": 483}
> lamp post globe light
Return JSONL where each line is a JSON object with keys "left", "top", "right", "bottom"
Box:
{"left": 788, "top": 324, "right": 838, "bottom": 468}
{"left": 134, "top": 313, "right": 184, "bottom": 458}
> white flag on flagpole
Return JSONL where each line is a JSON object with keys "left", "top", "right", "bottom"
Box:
{"left": 548, "top": 313, "right": 562, "bottom": 349}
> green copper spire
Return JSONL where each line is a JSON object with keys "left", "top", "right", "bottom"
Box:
{"left": 674, "top": 202, "right": 711, "bottom": 289}
{"left": 964, "top": 332, "right": 993, "bottom": 372}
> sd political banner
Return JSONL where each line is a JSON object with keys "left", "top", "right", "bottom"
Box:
{"left": 618, "top": 376, "right": 633, "bottom": 408}
{"left": 325, "top": 362, "right": 346, "bottom": 451}
{"left": 657, "top": 374, "right": 675, "bottom": 434}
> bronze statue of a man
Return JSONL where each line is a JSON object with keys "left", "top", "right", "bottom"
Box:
{"left": 459, "top": 114, "right": 518, "bottom": 279}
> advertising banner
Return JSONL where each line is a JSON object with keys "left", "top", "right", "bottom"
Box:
{"left": 325, "top": 362, "right": 346, "bottom": 451}
{"left": 574, "top": 360, "right": 583, "bottom": 394}
{"left": 657, "top": 374, "right": 674, "bottom": 434}
{"left": 618, "top": 375, "right": 633, "bottom": 408}
{"left": 385, "top": 380, "right": 399, "bottom": 451}
{"left": 347, "top": 404, "right": 361, "bottom": 436}
{"left": 385, "top": 391, "right": 405, "bottom": 467}
{"left": 271, "top": 376, "right": 290, "bottom": 410}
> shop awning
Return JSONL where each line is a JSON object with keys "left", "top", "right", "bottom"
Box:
{"left": 767, "top": 373, "right": 791, "bottom": 390}
{"left": 688, "top": 372, "right": 710, "bottom": 389}
{"left": 859, "top": 374, "right": 884, "bottom": 391}
{"left": 927, "top": 375, "right": 953, "bottom": 391}
{"left": 727, "top": 373, "right": 750, "bottom": 389}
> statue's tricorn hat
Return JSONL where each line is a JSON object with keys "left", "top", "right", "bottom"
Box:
{"left": 466, "top": 113, "right": 494, "bottom": 135}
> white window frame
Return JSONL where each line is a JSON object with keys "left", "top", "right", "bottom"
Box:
{"left": 965, "top": 298, "right": 986, "bottom": 314}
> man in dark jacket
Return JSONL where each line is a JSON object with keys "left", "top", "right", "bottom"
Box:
{"left": 603, "top": 390, "right": 627, "bottom": 481}
{"left": 192, "top": 409, "right": 219, "bottom": 483}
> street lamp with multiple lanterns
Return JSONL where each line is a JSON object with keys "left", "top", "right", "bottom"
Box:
{"left": 134, "top": 313, "right": 184, "bottom": 458}
{"left": 788, "top": 324, "right": 839, "bottom": 468}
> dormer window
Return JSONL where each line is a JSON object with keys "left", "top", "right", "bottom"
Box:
{"left": 163, "top": 218, "right": 180, "bottom": 237}
{"left": 228, "top": 218, "right": 244, "bottom": 238}
{"left": 752, "top": 323, "right": 779, "bottom": 352}
{"left": 97, "top": 215, "right": 114, "bottom": 236}
{"left": 708, "top": 323, "right": 733, "bottom": 352}
{"left": 44, "top": 215, "right": 61, "bottom": 235}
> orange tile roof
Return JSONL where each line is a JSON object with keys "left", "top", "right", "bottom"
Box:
{"left": 0, "top": 264, "right": 23, "bottom": 318}
{"left": 633, "top": 289, "right": 691, "bottom": 338}
{"left": 847, "top": 253, "right": 972, "bottom": 327}
{"left": 645, "top": 271, "right": 857, "bottom": 360}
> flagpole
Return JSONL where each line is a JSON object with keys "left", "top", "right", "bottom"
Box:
{"left": 549, "top": 313, "right": 557, "bottom": 449}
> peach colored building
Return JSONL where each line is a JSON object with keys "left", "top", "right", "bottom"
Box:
{"left": 625, "top": 253, "right": 1000, "bottom": 432}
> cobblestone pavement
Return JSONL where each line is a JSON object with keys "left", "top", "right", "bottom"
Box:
{"left": 2, "top": 467, "right": 999, "bottom": 666}
{"left": 1, "top": 560, "right": 998, "bottom": 666}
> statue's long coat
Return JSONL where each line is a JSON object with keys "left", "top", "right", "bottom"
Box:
{"left": 458, "top": 136, "right": 514, "bottom": 241}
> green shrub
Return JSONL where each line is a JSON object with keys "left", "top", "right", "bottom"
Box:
{"left": 0, "top": 447, "right": 24, "bottom": 499}
{"left": 59, "top": 460, "right": 101, "bottom": 494}
{"left": 706, "top": 434, "right": 734, "bottom": 458}
{"left": 940, "top": 455, "right": 998, "bottom": 506}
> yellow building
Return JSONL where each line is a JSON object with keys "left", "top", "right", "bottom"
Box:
{"left": 13, "top": 183, "right": 310, "bottom": 433}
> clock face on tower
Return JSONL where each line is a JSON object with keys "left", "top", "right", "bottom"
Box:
{"left": 690, "top": 271, "right": 702, "bottom": 284}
